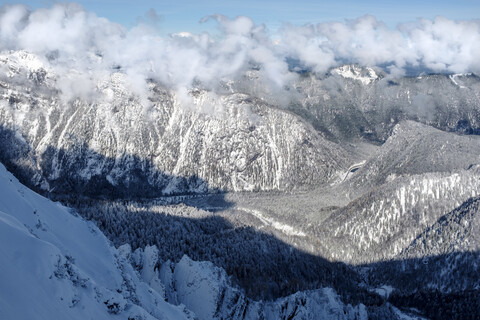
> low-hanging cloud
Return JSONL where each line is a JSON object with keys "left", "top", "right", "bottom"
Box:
{"left": 279, "top": 15, "right": 480, "bottom": 75}
{"left": 0, "top": 3, "right": 480, "bottom": 104}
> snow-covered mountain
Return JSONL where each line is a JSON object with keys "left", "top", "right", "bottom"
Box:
{"left": 0, "top": 50, "right": 349, "bottom": 197}
{"left": 403, "top": 196, "right": 480, "bottom": 259}
{"left": 1, "top": 1, "right": 480, "bottom": 317}
{"left": 289, "top": 67, "right": 480, "bottom": 142}
{"left": 316, "top": 121, "right": 480, "bottom": 263}
{"left": 2, "top": 50, "right": 480, "bottom": 200}
{"left": 1, "top": 48, "right": 480, "bottom": 319}
{"left": 331, "top": 65, "right": 379, "bottom": 85}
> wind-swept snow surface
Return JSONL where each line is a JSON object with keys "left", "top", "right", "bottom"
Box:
{"left": 0, "top": 162, "right": 193, "bottom": 320}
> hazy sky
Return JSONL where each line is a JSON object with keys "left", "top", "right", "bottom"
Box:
{"left": 12, "top": 0, "right": 480, "bottom": 34}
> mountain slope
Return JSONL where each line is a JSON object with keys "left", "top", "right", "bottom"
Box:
{"left": 3, "top": 51, "right": 480, "bottom": 199}
{"left": 389, "top": 196, "right": 480, "bottom": 293}
{"left": 362, "top": 198, "right": 480, "bottom": 319}
{"left": 0, "top": 161, "right": 194, "bottom": 320}
{"left": 289, "top": 68, "right": 480, "bottom": 142}
{"left": 315, "top": 121, "right": 480, "bottom": 264}
{"left": 321, "top": 170, "right": 480, "bottom": 264}
{"left": 403, "top": 196, "right": 480, "bottom": 258}
{"left": 0, "top": 50, "right": 349, "bottom": 197}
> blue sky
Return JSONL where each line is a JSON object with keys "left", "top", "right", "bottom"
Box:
{"left": 9, "top": 0, "right": 480, "bottom": 34}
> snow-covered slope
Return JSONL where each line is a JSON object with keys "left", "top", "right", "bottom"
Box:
{"left": 331, "top": 65, "right": 379, "bottom": 85}
{"left": 315, "top": 121, "right": 480, "bottom": 264}
{"left": 345, "top": 121, "right": 480, "bottom": 198}
{"left": 390, "top": 196, "right": 480, "bottom": 293}
{"left": 323, "top": 170, "right": 480, "bottom": 263}
{"left": 0, "top": 50, "right": 349, "bottom": 197}
{"left": 291, "top": 69, "right": 480, "bottom": 143}
{"left": 3, "top": 50, "right": 480, "bottom": 199}
{"left": 0, "top": 162, "right": 194, "bottom": 320}
{"left": 403, "top": 196, "right": 480, "bottom": 258}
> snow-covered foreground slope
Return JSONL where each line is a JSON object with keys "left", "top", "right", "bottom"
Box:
{"left": 0, "top": 162, "right": 193, "bottom": 320}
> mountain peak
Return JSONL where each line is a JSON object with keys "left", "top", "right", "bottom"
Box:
{"left": 331, "top": 64, "right": 379, "bottom": 84}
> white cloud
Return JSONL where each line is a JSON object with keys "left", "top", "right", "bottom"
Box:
{"left": 1, "top": 3, "right": 480, "bottom": 104}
